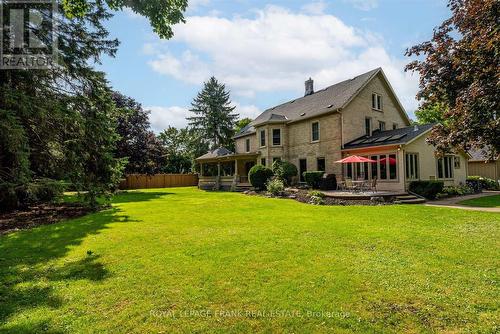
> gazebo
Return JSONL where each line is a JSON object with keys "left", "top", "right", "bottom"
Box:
{"left": 195, "top": 147, "right": 258, "bottom": 190}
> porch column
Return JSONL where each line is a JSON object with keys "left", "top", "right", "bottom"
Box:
{"left": 234, "top": 159, "right": 239, "bottom": 183}
{"left": 215, "top": 161, "right": 221, "bottom": 190}
{"left": 200, "top": 162, "right": 203, "bottom": 176}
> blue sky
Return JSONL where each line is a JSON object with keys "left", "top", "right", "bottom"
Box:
{"left": 98, "top": 0, "right": 450, "bottom": 132}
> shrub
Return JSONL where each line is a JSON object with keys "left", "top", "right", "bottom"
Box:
{"left": 272, "top": 160, "right": 298, "bottom": 185}
{"left": 309, "top": 195, "right": 324, "bottom": 205}
{"left": 266, "top": 178, "right": 285, "bottom": 196}
{"left": 467, "top": 176, "right": 499, "bottom": 190}
{"left": 0, "top": 178, "right": 65, "bottom": 212}
{"left": 29, "top": 178, "right": 65, "bottom": 203}
{"left": 307, "top": 190, "right": 325, "bottom": 198}
{"left": 408, "top": 180, "right": 444, "bottom": 199}
{"left": 442, "top": 185, "right": 474, "bottom": 196}
{"left": 303, "top": 171, "right": 324, "bottom": 189}
{"left": 248, "top": 165, "right": 273, "bottom": 190}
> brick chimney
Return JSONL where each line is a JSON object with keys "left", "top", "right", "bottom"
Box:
{"left": 305, "top": 78, "right": 314, "bottom": 96}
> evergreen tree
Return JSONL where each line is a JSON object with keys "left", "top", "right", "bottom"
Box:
{"left": 187, "top": 77, "right": 238, "bottom": 150}
{"left": 0, "top": 1, "right": 123, "bottom": 208}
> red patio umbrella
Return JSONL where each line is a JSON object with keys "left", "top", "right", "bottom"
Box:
{"left": 335, "top": 155, "right": 376, "bottom": 163}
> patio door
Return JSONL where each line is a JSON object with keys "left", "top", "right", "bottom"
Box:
{"left": 299, "top": 159, "right": 307, "bottom": 182}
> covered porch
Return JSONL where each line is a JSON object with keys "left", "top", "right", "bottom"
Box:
{"left": 196, "top": 148, "right": 258, "bottom": 190}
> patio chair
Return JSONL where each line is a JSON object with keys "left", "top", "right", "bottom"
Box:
{"left": 370, "top": 177, "right": 377, "bottom": 192}
{"left": 345, "top": 178, "right": 357, "bottom": 192}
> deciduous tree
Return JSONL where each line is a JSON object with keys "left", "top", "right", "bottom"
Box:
{"left": 405, "top": 0, "right": 499, "bottom": 157}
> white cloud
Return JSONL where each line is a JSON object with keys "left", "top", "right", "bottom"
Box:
{"left": 344, "top": 0, "right": 378, "bottom": 11}
{"left": 148, "top": 106, "right": 192, "bottom": 132}
{"left": 147, "top": 103, "right": 261, "bottom": 132}
{"left": 301, "top": 1, "right": 327, "bottom": 15}
{"left": 147, "top": 5, "right": 419, "bottom": 116}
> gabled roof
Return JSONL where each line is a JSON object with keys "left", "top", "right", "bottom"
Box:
{"left": 195, "top": 147, "right": 233, "bottom": 160}
{"left": 234, "top": 68, "right": 409, "bottom": 139}
{"left": 343, "top": 123, "right": 435, "bottom": 150}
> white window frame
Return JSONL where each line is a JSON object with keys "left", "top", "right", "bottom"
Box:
{"left": 378, "top": 121, "right": 386, "bottom": 131}
{"left": 372, "top": 93, "right": 383, "bottom": 111}
{"left": 245, "top": 138, "right": 250, "bottom": 153}
{"left": 436, "top": 155, "right": 454, "bottom": 180}
{"left": 405, "top": 152, "right": 419, "bottom": 180}
{"left": 311, "top": 121, "right": 320, "bottom": 142}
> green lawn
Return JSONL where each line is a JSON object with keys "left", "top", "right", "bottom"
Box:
{"left": 459, "top": 194, "right": 500, "bottom": 208}
{"left": 1, "top": 188, "right": 499, "bottom": 333}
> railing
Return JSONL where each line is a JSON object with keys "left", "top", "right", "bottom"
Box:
{"left": 239, "top": 175, "right": 249, "bottom": 183}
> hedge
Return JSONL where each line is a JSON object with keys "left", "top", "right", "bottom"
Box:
{"left": 408, "top": 180, "right": 444, "bottom": 199}
{"left": 467, "top": 176, "right": 499, "bottom": 191}
{"left": 248, "top": 165, "right": 274, "bottom": 190}
{"left": 272, "top": 160, "right": 298, "bottom": 185}
{"left": 303, "top": 171, "right": 324, "bottom": 189}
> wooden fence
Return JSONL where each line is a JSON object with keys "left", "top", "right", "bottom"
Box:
{"left": 119, "top": 174, "right": 199, "bottom": 190}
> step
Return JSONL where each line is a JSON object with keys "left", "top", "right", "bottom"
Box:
{"left": 396, "top": 195, "right": 419, "bottom": 200}
{"left": 398, "top": 198, "right": 426, "bottom": 204}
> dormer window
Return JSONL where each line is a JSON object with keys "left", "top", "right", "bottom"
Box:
{"left": 372, "top": 93, "right": 382, "bottom": 111}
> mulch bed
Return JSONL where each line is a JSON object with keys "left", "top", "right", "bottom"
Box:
{"left": 0, "top": 203, "right": 94, "bottom": 235}
{"left": 245, "top": 189, "right": 393, "bottom": 206}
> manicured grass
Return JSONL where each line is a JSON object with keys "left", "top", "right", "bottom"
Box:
{"left": 458, "top": 194, "right": 500, "bottom": 208}
{"left": 1, "top": 188, "right": 499, "bottom": 333}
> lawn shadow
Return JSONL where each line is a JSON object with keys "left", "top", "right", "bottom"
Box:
{"left": 0, "top": 205, "right": 140, "bottom": 329}
{"left": 111, "top": 190, "right": 173, "bottom": 204}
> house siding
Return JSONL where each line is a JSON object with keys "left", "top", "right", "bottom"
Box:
{"left": 404, "top": 133, "right": 468, "bottom": 186}
{"left": 341, "top": 73, "right": 410, "bottom": 144}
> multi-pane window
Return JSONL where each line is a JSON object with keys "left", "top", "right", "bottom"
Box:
{"left": 365, "top": 118, "right": 371, "bottom": 136}
{"left": 317, "top": 158, "right": 325, "bottom": 171}
{"left": 405, "top": 153, "right": 419, "bottom": 180}
{"left": 245, "top": 138, "right": 250, "bottom": 152}
{"left": 272, "top": 128, "right": 281, "bottom": 146}
{"left": 379, "top": 121, "right": 386, "bottom": 131}
{"left": 371, "top": 156, "right": 378, "bottom": 179}
{"left": 311, "top": 122, "right": 320, "bottom": 142}
{"left": 261, "top": 158, "right": 266, "bottom": 166}
{"left": 437, "top": 156, "right": 454, "bottom": 179}
{"left": 388, "top": 154, "right": 397, "bottom": 180}
{"left": 372, "top": 93, "right": 382, "bottom": 110}
{"left": 260, "top": 129, "right": 266, "bottom": 147}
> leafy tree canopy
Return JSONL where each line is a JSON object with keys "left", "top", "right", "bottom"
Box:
{"left": 62, "top": 0, "right": 188, "bottom": 39}
{"left": 405, "top": 0, "right": 499, "bottom": 157}
{"left": 414, "top": 103, "right": 447, "bottom": 125}
{"left": 235, "top": 117, "right": 253, "bottom": 133}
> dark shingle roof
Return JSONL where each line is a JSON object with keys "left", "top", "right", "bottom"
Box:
{"left": 343, "top": 123, "right": 435, "bottom": 150}
{"left": 195, "top": 147, "right": 233, "bottom": 160}
{"left": 469, "top": 148, "right": 498, "bottom": 162}
{"left": 234, "top": 68, "right": 382, "bottom": 139}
